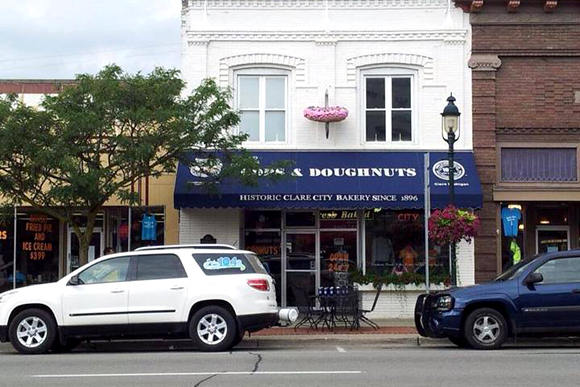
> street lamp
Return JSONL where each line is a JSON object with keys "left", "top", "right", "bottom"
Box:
{"left": 441, "top": 94, "right": 461, "bottom": 287}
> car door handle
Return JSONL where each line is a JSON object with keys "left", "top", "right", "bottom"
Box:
{"left": 110, "top": 289, "right": 125, "bottom": 294}
{"left": 572, "top": 289, "right": 580, "bottom": 294}
{"left": 170, "top": 286, "right": 185, "bottom": 290}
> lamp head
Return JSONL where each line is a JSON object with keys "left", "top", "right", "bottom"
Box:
{"left": 441, "top": 94, "right": 461, "bottom": 139}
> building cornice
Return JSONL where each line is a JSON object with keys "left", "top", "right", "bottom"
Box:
{"left": 184, "top": 0, "right": 449, "bottom": 10}
{"left": 186, "top": 30, "right": 467, "bottom": 43}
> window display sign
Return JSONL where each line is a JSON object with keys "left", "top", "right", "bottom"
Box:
{"left": 22, "top": 214, "right": 55, "bottom": 261}
{"left": 320, "top": 210, "right": 373, "bottom": 220}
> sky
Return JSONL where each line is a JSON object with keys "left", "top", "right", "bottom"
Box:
{"left": 0, "top": 0, "right": 182, "bottom": 79}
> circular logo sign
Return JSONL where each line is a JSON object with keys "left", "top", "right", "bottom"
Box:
{"left": 432, "top": 160, "right": 465, "bottom": 181}
{"left": 189, "top": 158, "right": 223, "bottom": 178}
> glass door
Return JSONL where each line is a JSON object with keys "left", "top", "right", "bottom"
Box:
{"left": 67, "top": 228, "right": 104, "bottom": 273}
{"left": 284, "top": 232, "right": 317, "bottom": 309}
{"left": 536, "top": 226, "right": 570, "bottom": 254}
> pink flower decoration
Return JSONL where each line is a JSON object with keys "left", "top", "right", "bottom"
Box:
{"left": 428, "top": 205, "right": 480, "bottom": 246}
{"left": 303, "top": 106, "right": 349, "bottom": 123}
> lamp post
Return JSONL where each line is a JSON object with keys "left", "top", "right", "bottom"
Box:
{"left": 441, "top": 94, "right": 461, "bottom": 287}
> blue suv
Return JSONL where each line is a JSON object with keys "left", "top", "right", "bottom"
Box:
{"left": 415, "top": 250, "right": 580, "bottom": 349}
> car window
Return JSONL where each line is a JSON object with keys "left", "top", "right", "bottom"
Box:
{"left": 495, "top": 255, "right": 539, "bottom": 281}
{"left": 534, "top": 257, "right": 580, "bottom": 284}
{"left": 193, "top": 253, "right": 262, "bottom": 276}
{"left": 78, "top": 257, "right": 130, "bottom": 284}
{"left": 136, "top": 254, "right": 187, "bottom": 280}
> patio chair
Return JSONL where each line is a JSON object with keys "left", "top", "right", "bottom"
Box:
{"left": 357, "top": 283, "right": 383, "bottom": 330}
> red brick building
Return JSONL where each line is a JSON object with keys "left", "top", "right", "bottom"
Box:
{"left": 455, "top": 0, "right": 580, "bottom": 282}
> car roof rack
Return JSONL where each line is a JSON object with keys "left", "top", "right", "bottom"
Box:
{"left": 135, "top": 244, "right": 237, "bottom": 252}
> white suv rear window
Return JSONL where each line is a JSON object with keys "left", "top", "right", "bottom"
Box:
{"left": 193, "top": 253, "right": 268, "bottom": 276}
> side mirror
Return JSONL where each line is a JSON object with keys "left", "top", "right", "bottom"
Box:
{"left": 525, "top": 272, "right": 544, "bottom": 286}
{"left": 67, "top": 275, "right": 80, "bottom": 286}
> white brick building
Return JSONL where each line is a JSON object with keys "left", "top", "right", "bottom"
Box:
{"left": 177, "top": 0, "right": 480, "bottom": 317}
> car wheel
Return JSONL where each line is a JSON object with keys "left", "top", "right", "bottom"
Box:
{"left": 448, "top": 335, "right": 470, "bottom": 348}
{"left": 464, "top": 308, "right": 507, "bottom": 350}
{"left": 189, "top": 306, "right": 236, "bottom": 352}
{"left": 8, "top": 308, "right": 57, "bottom": 355}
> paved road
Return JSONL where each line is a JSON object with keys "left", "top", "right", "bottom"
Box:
{"left": 2, "top": 340, "right": 580, "bottom": 387}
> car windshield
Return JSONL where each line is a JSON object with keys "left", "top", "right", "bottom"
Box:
{"left": 494, "top": 254, "right": 541, "bottom": 281}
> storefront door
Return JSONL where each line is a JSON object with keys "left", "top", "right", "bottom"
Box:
{"left": 284, "top": 232, "right": 318, "bottom": 309}
{"left": 67, "top": 228, "right": 104, "bottom": 273}
{"left": 536, "top": 226, "right": 570, "bottom": 254}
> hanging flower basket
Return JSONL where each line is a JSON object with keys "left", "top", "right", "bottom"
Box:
{"left": 303, "top": 106, "right": 349, "bottom": 123}
{"left": 428, "top": 205, "right": 480, "bottom": 246}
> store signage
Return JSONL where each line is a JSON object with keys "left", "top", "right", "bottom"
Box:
{"left": 397, "top": 213, "right": 421, "bottom": 222}
{"left": 320, "top": 210, "right": 374, "bottom": 220}
{"left": 22, "top": 214, "right": 54, "bottom": 261}
{"left": 327, "top": 251, "right": 350, "bottom": 273}
{"left": 246, "top": 245, "right": 280, "bottom": 256}
{"left": 0, "top": 230, "right": 7, "bottom": 240}
{"left": 432, "top": 160, "right": 466, "bottom": 181}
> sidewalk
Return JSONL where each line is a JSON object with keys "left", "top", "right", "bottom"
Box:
{"left": 251, "top": 318, "right": 416, "bottom": 336}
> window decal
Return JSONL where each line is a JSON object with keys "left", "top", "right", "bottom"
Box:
{"left": 203, "top": 256, "right": 247, "bottom": 271}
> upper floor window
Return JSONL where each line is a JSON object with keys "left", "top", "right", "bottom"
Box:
{"left": 364, "top": 74, "right": 414, "bottom": 143}
{"left": 237, "top": 72, "right": 287, "bottom": 143}
{"left": 501, "top": 147, "right": 577, "bottom": 183}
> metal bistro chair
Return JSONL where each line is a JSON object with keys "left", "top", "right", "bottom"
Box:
{"left": 357, "top": 283, "right": 383, "bottom": 330}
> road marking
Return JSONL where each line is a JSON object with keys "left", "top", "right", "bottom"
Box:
{"left": 33, "top": 371, "right": 362, "bottom": 378}
{"left": 336, "top": 346, "right": 346, "bottom": 353}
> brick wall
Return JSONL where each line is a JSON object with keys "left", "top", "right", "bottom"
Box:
{"left": 463, "top": 0, "right": 580, "bottom": 282}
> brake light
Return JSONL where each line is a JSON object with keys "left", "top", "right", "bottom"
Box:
{"left": 247, "top": 279, "right": 270, "bottom": 292}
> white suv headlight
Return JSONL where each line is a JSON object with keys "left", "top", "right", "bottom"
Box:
{"left": 0, "top": 290, "right": 17, "bottom": 303}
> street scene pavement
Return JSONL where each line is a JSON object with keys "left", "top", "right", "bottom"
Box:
{"left": 2, "top": 333, "right": 580, "bottom": 387}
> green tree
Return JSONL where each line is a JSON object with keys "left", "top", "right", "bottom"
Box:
{"left": 0, "top": 65, "right": 269, "bottom": 266}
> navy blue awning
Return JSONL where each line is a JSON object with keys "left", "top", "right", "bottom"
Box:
{"left": 174, "top": 151, "right": 482, "bottom": 209}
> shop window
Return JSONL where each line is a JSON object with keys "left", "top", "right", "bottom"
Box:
{"left": 16, "top": 212, "right": 60, "bottom": 288}
{"left": 244, "top": 229, "right": 282, "bottom": 305}
{"left": 364, "top": 72, "right": 414, "bottom": 143}
{"left": 500, "top": 204, "right": 525, "bottom": 272}
{"left": 0, "top": 219, "right": 15, "bottom": 294}
{"left": 501, "top": 148, "right": 577, "bottom": 183}
{"left": 365, "top": 210, "right": 449, "bottom": 278}
{"left": 244, "top": 210, "right": 281, "bottom": 229}
{"left": 114, "top": 206, "right": 164, "bottom": 252}
{"left": 286, "top": 211, "right": 316, "bottom": 227}
{"left": 320, "top": 231, "right": 357, "bottom": 288}
{"left": 237, "top": 70, "right": 288, "bottom": 143}
{"left": 319, "top": 210, "right": 359, "bottom": 229}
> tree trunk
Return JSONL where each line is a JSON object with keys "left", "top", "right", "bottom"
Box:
{"left": 71, "top": 210, "right": 99, "bottom": 267}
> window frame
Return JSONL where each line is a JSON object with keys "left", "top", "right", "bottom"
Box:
{"left": 360, "top": 67, "right": 418, "bottom": 146}
{"left": 235, "top": 68, "right": 289, "bottom": 144}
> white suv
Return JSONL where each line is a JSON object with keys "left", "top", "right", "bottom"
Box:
{"left": 0, "top": 245, "right": 297, "bottom": 354}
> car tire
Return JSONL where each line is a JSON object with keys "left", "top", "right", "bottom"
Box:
{"left": 189, "top": 306, "right": 236, "bottom": 352}
{"left": 464, "top": 308, "right": 508, "bottom": 350}
{"left": 8, "top": 308, "right": 57, "bottom": 355}
{"left": 231, "top": 330, "right": 245, "bottom": 348}
{"left": 447, "top": 335, "right": 470, "bottom": 348}
{"left": 51, "top": 338, "right": 82, "bottom": 353}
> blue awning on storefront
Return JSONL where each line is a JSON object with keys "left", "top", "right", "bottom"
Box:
{"left": 174, "top": 151, "right": 482, "bottom": 210}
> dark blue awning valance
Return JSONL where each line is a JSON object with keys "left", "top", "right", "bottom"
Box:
{"left": 174, "top": 151, "right": 482, "bottom": 210}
